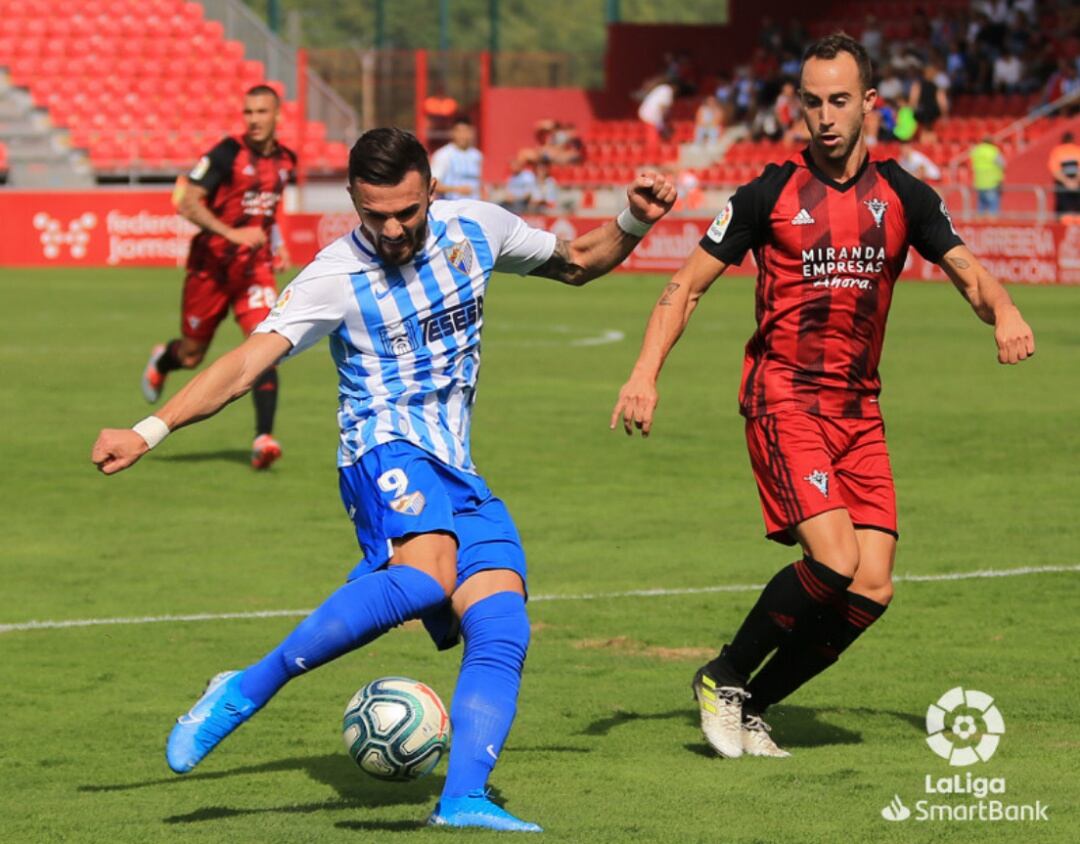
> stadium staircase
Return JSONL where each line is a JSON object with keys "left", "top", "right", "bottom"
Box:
{"left": 0, "top": 0, "right": 352, "bottom": 186}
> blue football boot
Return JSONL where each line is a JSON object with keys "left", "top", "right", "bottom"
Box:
{"left": 428, "top": 789, "right": 542, "bottom": 833}
{"left": 166, "top": 670, "right": 258, "bottom": 774}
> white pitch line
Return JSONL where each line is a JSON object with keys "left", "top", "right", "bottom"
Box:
{"left": 1, "top": 564, "right": 1077, "bottom": 636}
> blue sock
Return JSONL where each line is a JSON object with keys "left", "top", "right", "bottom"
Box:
{"left": 239, "top": 565, "right": 448, "bottom": 708}
{"left": 441, "top": 591, "right": 530, "bottom": 799}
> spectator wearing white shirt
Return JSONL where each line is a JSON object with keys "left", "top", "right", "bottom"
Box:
{"left": 430, "top": 117, "right": 483, "bottom": 200}
{"left": 993, "top": 51, "right": 1025, "bottom": 93}
{"left": 638, "top": 81, "right": 675, "bottom": 145}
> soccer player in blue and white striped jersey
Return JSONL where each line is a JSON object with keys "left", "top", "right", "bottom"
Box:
{"left": 92, "top": 128, "right": 676, "bottom": 832}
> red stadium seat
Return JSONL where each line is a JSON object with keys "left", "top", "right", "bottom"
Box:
{"left": 181, "top": 2, "right": 204, "bottom": 24}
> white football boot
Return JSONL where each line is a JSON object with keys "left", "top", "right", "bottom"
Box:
{"left": 691, "top": 665, "right": 748, "bottom": 758}
{"left": 741, "top": 713, "right": 791, "bottom": 758}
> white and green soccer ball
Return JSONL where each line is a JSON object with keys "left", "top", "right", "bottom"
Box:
{"left": 342, "top": 676, "right": 451, "bottom": 781}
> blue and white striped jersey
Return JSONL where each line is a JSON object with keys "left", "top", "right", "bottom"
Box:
{"left": 254, "top": 199, "right": 556, "bottom": 472}
{"left": 430, "top": 143, "right": 483, "bottom": 199}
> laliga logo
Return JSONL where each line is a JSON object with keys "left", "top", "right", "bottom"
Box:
{"left": 33, "top": 211, "right": 97, "bottom": 259}
{"left": 926, "top": 687, "right": 1005, "bottom": 766}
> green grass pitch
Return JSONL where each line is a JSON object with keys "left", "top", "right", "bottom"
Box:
{"left": 2, "top": 267, "right": 1078, "bottom": 843}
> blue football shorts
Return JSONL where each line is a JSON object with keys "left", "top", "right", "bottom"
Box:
{"left": 337, "top": 441, "right": 527, "bottom": 649}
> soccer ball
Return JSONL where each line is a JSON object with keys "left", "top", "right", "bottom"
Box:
{"left": 342, "top": 676, "right": 451, "bottom": 781}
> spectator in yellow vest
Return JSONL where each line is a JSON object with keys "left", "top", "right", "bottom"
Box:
{"left": 970, "top": 136, "right": 1005, "bottom": 217}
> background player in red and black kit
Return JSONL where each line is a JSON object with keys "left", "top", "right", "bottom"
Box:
{"left": 611, "top": 34, "right": 1035, "bottom": 758}
{"left": 141, "top": 85, "right": 297, "bottom": 469}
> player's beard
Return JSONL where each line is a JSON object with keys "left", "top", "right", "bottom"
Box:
{"left": 813, "top": 118, "right": 862, "bottom": 162}
{"left": 372, "top": 218, "right": 428, "bottom": 266}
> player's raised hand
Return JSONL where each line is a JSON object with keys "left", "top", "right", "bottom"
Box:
{"left": 610, "top": 376, "right": 660, "bottom": 437}
{"left": 993, "top": 306, "right": 1035, "bottom": 365}
{"left": 627, "top": 170, "right": 677, "bottom": 224}
{"left": 227, "top": 226, "right": 267, "bottom": 249}
{"left": 91, "top": 429, "right": 149, "bottom": 475}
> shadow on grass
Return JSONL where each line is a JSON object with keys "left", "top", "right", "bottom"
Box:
{"left": 579, "top": 703, "right": 924, "bottom": 750}
{"left": 156, "top": 449, "right": 251, "bottom": 466}
{"left": 80, "top": 752, "right": 439, "bottom": 807}
{"left": 580, "top": 707, "right": 698, "bottom": 737}
{"left": 335, "top": 820, "right": 427, "bottom": 832}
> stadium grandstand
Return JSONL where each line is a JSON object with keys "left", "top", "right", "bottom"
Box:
{"left": 1, "top": 0, "right": 1079, "bottom": 263}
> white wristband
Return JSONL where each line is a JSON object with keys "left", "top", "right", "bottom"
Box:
{"left": 132, "top": 415, "right": 170, "bottom": 449}
{"left": 616, "top": 207, "right": 653, "bottom": 238}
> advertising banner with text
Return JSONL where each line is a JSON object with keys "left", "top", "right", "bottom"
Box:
{"left": 2, "top": 192, "right": 1078, "bottom": 285}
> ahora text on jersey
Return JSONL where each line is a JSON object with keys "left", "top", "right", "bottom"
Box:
{"left": 702, "top": 151, "right": 962, "bottom": 419}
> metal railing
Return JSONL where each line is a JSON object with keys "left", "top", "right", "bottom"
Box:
{"left": 936, "top": 183, "right": 1051, "bottom": 222}
{"left": 945, "top": 88, "right": 1080, "bottom": 183}
{"left": 199, "top": 0, "right": 358, "bottom": 143}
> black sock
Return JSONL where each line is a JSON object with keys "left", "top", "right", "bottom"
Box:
{"left": 156, "top": 339, "right": 184, "bottom": 375}
{"left": 708, "top": 556, "right": 853, "bottom": 686}
{"left": 253, "top": 367, "right": 278, "bottom": 436}
{"left": 746, "top": 591, "right": 888, "bottom": 713}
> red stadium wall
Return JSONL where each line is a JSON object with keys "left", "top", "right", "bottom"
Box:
{"left": 2, "top": 191, "right": 1078, "bottom": 284}
{"left": 481, "top": 87, "right": 595, "bottom": 183}
{"left": 997, "top": 115, "right": 1080, "bottom": 188}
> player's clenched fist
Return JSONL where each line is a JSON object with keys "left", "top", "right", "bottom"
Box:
{"left": 627, "top": 170, "right": 678, "bottom": 223}
{"left": 91, "top": 429, "right": 149, "bottom": 475}
{"left": 610, "top": 377, "right": 660, "bottom": 437}
{"left": 993, "top": 305, "right": 1035, "bottom": 365}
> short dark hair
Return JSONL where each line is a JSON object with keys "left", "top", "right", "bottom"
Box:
{"left": 245, "top": 84, "right": 281, "bottom": 105}
{"left": 801, "top": 32, "right": 874, "bottom": 92}
{"left": 348, "top": 127, "right": 431, "bottom": 186}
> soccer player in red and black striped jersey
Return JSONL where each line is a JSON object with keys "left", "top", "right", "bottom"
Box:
{"left": 611, "top": 34, "right": 1035, "bottom": 758}
{"left": 140, "top": 85, "right": 297, "bottom": 469}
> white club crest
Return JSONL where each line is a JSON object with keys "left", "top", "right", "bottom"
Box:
{"left": 804, "top": 469, "right": 829, "bottom": 498}
{"left": 864, "top": 198, "right": 889, "bottom": 228}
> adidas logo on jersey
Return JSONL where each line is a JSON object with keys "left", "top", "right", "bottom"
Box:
{"left": 790, "top": 208, "right": 815, "bottom": 225}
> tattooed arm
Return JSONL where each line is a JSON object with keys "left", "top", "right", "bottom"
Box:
{"left": 939, "top": 245, "right": 1035, "bottom": 364}
{"left": 610, "top": 247, "right": 728, "bottom": 436}
{"left": 528, "top": 170, "right": 677, "bottom": 285}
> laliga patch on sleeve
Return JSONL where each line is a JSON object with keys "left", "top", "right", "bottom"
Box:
{"left": 189, "top": 156, "right": 211, "bottom": 181}
{"left": 268, "top": 286, "right": 294, "bottom": 318}
{"left": 707, "top": 201, "right": 734, "bottom": 243}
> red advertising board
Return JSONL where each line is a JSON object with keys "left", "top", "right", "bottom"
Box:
{"left": 2, "top": 191, "right": 1079, "bottom": 285}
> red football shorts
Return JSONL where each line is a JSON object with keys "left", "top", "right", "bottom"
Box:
{"left": 180, "top": 258, "right": 277, "bottom": 344}
{"left": 745, "top": 411, "right": 898, "bottom": 545}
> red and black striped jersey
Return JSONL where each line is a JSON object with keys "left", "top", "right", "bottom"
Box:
{"left": 699, "top": 149, "right": 963, "bottom": 419}
{"left": 186, "top": 135, "right": 297, "bottom": 271}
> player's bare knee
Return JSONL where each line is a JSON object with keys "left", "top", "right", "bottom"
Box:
{"left": 852, "top": 579, "right": 894, "bottom": 606}
{"left": 392, "top": 532, "right": 457, "bottom": 597}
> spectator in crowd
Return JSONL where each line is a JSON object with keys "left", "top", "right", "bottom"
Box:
{"left": 1047, "top": 131, "right": 1080, "bottom": 217}
{"left": 1043, "top": 60, "right": 1080, "bottom": 111}
{"left": 638, "top": 79, "right": 675, "bottom": 146}
{"left": 774, "top": 80, "right": 801, "bottom": 134}
{"left": 693, "top": 95, "right": 723, "bottom": 147}
{"left": 970, "top": 135, "right": 1006, "bottom": 217}
{"left": 527, "top": 161, "right": 560, "bottom": 213}
{"left": 877, "top": 65, "right": 906, "bottom": 104}
{"left": 909, "top": 62, "right": 949, "bottom": 142}
{"left": 502, "top": 156, "right": 537, "bottom": 215}
{"left": 993, "top": 50, "right": 1025, "bottom": 93}
{"left": 899, "top": 139, "right": 942, "bottom": 182}
{"left": 535, "top": 120, "right": 584, "bottom": 165}
{"left": 431, "top": 117, "right": 483, "bottom": 200}
{"left": 860, "top": 15, "right": 884, "bottom": 66}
